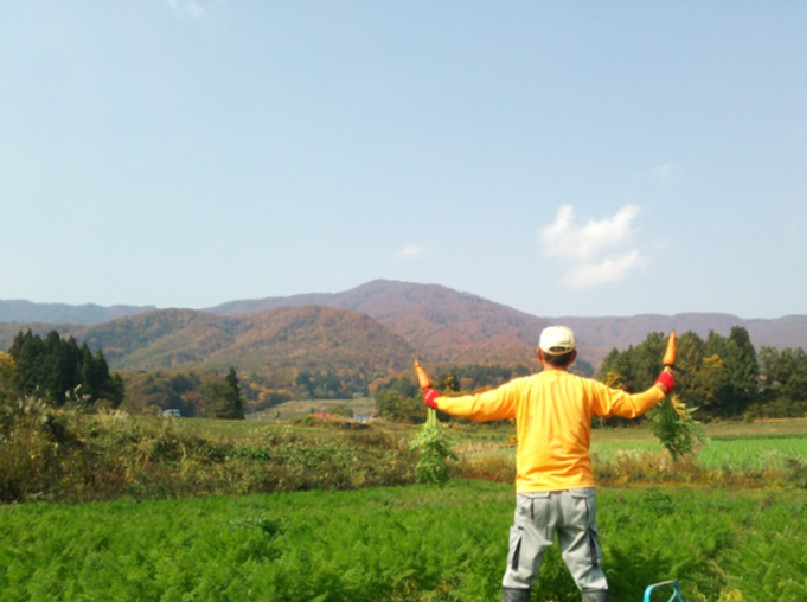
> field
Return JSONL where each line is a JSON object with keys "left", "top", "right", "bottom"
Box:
{"left": 2, "top": 405, "right": 807, "bottom": 601}
{"left": 1, "top": 480, "right": 805, "bottom": 601}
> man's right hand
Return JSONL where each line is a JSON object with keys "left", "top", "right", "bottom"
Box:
{"left": 423, "top": 388, "right": 443, "bottom": 409}
{"left": 654, "top": 370, "right": 674, "bottom": 394}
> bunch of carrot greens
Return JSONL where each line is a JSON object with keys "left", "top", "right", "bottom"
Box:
{"left": 647, "top": 332, "right": 705, "bottom": 461}
{"left": 410, "top": 361, "right": 458, "bottom": 484}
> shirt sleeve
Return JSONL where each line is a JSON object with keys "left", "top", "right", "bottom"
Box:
{"left": 435, "top": 381, "right": 520, "bottom": 421}
{"left": 589, "top": 381, "right": 665, "bottom": 418}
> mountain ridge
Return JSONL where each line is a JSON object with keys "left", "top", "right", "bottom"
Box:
{"left": 2, "top": 280, "right": 806, "bottom": 373}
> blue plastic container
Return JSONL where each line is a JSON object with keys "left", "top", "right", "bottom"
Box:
{"left": 643, "top": 580, "right": 685, "bottom": 602}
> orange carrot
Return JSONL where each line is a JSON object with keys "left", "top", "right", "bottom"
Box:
{"left": 414, "top": 360, "right": 431, "bottom": 389}
{"left": 663, "top": 331, "right": 677, "bottom": 368}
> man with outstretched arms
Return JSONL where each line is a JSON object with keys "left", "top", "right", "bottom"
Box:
{"left": 422, "top": 326, "right": 674, "bottom": 602}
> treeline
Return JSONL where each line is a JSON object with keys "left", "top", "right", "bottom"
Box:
{"left": 7, "top": 325, "right": 805, "bottom": 423}
{"left": 293, "top": 369, "right": 369, "bottom": 400}
{"left": 1, "top": 330, "right": 245, "bottom": 419}
{"left": 6, "top": 329, "right": 123, "bottom": 407}
{"left": 102, "top": 369, "right": 246, "bottom": 419}
{"left": 599, "top": 326, "right": 807, "bottom": 420}
{"left": 375, "top": 329, "right": 807, "bottom": 424}
{"left": 375, "top": 364, "right": 535, "bottom": 423}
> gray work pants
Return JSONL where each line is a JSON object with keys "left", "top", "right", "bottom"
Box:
{"left": 502, "top": 488, "right": 608, "bottom": 594}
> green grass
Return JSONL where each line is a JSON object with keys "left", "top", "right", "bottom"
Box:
{"left": 448, "top": 418, "right": 807, "bottom": 487}
{"left": 588, "top": 423, "right": 807, "bottom": 470}
{"left": 1, "top": 481, "right": 805, "bottom": 601}
{"left": 254, "top": 397, "right": 378, "bottom": 422}
{"left": 3, "top": 410, "right": 807, "bottom": 600}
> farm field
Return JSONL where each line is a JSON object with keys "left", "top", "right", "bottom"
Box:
{"left": 255, "top": 397, "right": 378, "bottom": 422}
{"left": 444, "top": 417, "right": 807, "bottom": 487}
{"left": 1, "top": 480, "right": 805, "bottom": 601}
{"left": 2, "top": 405, "right": 807, "bottom": 600}
{"left": 118, "top": 413, "right": 807, "bottom": 489}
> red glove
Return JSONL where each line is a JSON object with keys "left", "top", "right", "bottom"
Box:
{"left": 654, "top": 370, "right": 675, "bottom": 394}
{"left": 423, "top": 388, "right": 443, "bottom": 409}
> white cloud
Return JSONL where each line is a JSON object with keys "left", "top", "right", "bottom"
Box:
{"left": 652, "top": 162, "right": 681, "bottom": 183}
{"left": 539, "top": 204, "right": 647, "bottom": 287}
{"left": 561, "top": 250, "right": 645, "bottom": 288}
{"left": 541, "top": 204, "right": 640, "bottom": 261}
{"left": 395, "top": 243, "right": 432, "bottom": 259}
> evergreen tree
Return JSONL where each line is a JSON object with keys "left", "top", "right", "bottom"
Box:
{"left": 6, "top": 330, "right": 123, "bottom": 407}
{"left": 724, "top": 326, "right": 759, "bottom": 414}
{"left": 205, "top": 367, "right": 245, "bottom": 419}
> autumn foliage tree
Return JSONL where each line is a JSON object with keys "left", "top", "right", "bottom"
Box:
{"left": 0, "top": 351, "right": 15, "bottom": 402}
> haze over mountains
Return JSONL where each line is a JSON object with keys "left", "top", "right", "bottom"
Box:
{"left": 2, "top": 280, "right": 806, "bottom": 376}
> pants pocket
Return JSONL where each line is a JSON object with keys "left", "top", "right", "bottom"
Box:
{"left": 568, "top": 488, "right": 596, "bottom": 528}
{"left": 587, "top": 527, "right": 603, "bottom": 569}
{"left": 508, "top": 526, "right": 524, "bottom": 571}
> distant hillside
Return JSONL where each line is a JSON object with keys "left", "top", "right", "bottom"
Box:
{"left": 2, "top": 280, "right": 807, "bottom": 373}
{"left": 66, "top": 306, "right": 416, "bottom": 378}
{"left": 210, "top": 280, "right": 549, "bottom": 366}
{"left": 209, "top": 280, "right": 807, "bottom": 367}
{"left": 0, "top": 300, "right": 153, "bottom": 325}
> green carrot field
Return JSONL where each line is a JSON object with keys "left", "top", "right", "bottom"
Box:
{"left": 3, "top": 406, "right": 807, "bottom": 601}
{"left": 2, "top": 481, "right": 805, "bottom": 602}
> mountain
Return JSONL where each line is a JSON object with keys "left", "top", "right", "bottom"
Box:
{"left": 2, "top": 280, "right": 807, "bottom": 374}
{"left": 207, "top": 280, "right": 807, "bottom": 367}
{"left": 210, "top": 280, "right": 548, "bottom": 366}
{"left": 0, "top": 300, "right": 154, "bottom": 325}
{"left": 66, "top": 306, "right": 414, "bottom": 376}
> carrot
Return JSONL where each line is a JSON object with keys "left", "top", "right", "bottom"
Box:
{"left": 663, "top": 331, "right": 677, "bottom": 368}
{"left": 414, "top": 359, "right": 431, "bottom": 390}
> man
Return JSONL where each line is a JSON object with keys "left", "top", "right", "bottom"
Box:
{"left": 422, "top": 325, "right": 674, "bottom": 602}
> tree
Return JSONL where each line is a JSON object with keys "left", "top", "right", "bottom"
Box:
{"left": 0, "top": 351, "right": 15, "bottom": 402}
{"left": 724, "top": 326, "right": 759, "bottom": 414}
{"left": 597, "top": 329, "right": 759, "bottom": 420}
{"left": 7, "top": 329, "right": 123, "bottom": 407}
{"left": 375, "top": 389, "right": 422, "bottom": 423}
{"left": 633, "top": 332, "right": 668, "bottom": 389}
{"left": 440, "top": 371, "right": 459, "bottom": 392}
{"left": 698, "top": 328, "right": 759, "bottom": 417}
{"left": 598, "top": 346, "right": 637, "bottom": 389}
{"left": 205, "top": 367, "right": 245, "bottom": 420}
{"left": 758, "top": 346, "right": 807, "bottom": 417}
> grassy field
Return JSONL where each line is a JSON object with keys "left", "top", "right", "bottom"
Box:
{"left": 101, "top": 409, "right": 807, "bottom": 482}
{"left": 254, "top": 397, "right": 377, "bottom": 422}
{"left": 3, "top": 403, "right": 807, "bottom": 600}
{"left": 159, "top": 412, "right": 807, "bottom": 490}
{"left": 1, "top": 480, "right": 804, "bottom": 601}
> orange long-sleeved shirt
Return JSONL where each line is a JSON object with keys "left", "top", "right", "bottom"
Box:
{"left": 435, "top": 370, "right": 665, "bottom": 492}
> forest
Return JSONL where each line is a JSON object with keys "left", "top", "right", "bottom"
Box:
{"left": 2, "top": 330, "right": 245, "bottom": 419}
{"left": 598, "top": 326, "right": 807, "bottom": 420}
{"left": 375, "top": 327, "right": 807, "bottom": 424}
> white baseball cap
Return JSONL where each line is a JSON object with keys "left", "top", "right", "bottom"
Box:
{"left": 539, "top": 325, "right": 576, "bottom": 354}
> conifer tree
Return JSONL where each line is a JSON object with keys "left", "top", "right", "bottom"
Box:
{"left": 7, "top": 330, "right": 123, "bottom": 407}
{"left": 205, "top": 367, "right": 245, "bottom": 419}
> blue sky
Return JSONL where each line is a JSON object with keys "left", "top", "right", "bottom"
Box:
{"left": 2, "top": 1, "right": 805, "bottom": 319}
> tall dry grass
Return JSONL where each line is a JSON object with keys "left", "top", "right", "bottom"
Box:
{"left": 0, "top": 398, "right": 415, "bottom": 503}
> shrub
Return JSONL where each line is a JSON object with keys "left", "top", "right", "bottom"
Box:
{"left": 0, "top": 398, "right": 416, "bottom": 503}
